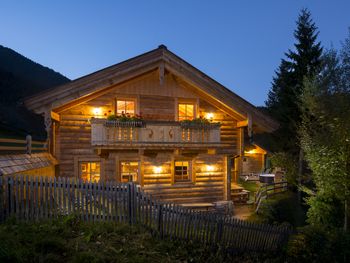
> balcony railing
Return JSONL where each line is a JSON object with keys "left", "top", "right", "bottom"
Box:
{"left": 90, "top": 118, "right": 221, "bottom": 148}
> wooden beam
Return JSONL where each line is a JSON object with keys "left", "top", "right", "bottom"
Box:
{"left": 237, "top": 120, "right": 248, "bottom": 128}
{"left": 247, "top": 114, "right": 253, "bottom": 138}
{"left": 51, "top": 111, "right": 60, "bottom": 122}
{"left": 224, "top": 156, "right": 231, "bottom": 201}
{"left": 0, "top": 138, "right": 45, "bottom": 144}
{"left": 159, "top": 62, "right": 165, "bottom": 86}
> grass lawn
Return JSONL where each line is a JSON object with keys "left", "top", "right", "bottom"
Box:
{"left": 237, "top": 178, "right": 260, "bottom": 202}
{"left": 0, "top": 216, "right": 286, "bottom": 263}
{"left": 248, "top": 191, "right": 307, "bottom": 227}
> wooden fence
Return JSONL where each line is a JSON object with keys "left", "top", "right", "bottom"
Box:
{"left": 0, "top": 175, "right": 291, "bottom": 252}
{"left": 254, "top": 181, "right": 289, "bottom": 213}
{"left": 0, "top": 136, "right": 47, "bottom": 153}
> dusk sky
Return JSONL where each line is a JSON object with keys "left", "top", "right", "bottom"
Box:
{"left": 1, "top": 1, "right": 350, "bottom": 106}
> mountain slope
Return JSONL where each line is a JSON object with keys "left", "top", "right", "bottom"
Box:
{"left": 0, "top": 45, "right": 70, "bottom": 103}
{"left": 0, "top": 45, "right": 71, "bottom": 139}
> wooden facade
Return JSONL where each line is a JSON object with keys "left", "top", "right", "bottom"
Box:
{"left": 24, "top": 45, "right": 277, "bottom": 204}
{"left": 243, "top": 145, "right": 267, "bottom": 175}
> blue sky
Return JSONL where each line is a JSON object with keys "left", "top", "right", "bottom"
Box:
{"left": 1, "top": 1, "right": 350, "bottom": 106}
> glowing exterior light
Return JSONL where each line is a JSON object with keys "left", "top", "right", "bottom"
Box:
{"left": 206, "top": 112, "right": 214, "bottom": 120}
{"left": 206, "top": 165, "right": 214, "bottom": 172}
{"left": 245, "top": 149, "right": 257, "bottom": 154}
{"left": 92, "top": 107, "right": 102, "bottom": 117}
{"left": 153, "top": 166, "right": 162, "bottom": 174}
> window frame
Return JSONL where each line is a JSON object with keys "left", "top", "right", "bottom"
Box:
{"left": 119, "top": 160, "right": 140, "bottom": 183}
{"left": 174, "top": 160, "right": 192, "bottom": 183}
{"left": 74, "top": 156, "right": 104, "bottom": 182}
{"left": 176, "top": 98, "right": 198, "bottom": 121}
{"left": 79, "top": 161, "right": 101, "bottom": 182}
{"left": 114, "top": 97, "right": 138, "bottom": 116}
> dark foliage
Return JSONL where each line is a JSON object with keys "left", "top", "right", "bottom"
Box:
{"left": 0, "top": 217, "right": 287, "bottom": 263}
{"left": 287, "top": 226, "right": 350, "bottom": 263}
{"left": 265, "top": 9, "right": 323, "bottom": 153}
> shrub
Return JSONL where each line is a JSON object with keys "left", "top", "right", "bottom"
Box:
{"left": 251, "top": 191, "right": 307, "bottom": 227}
{"left": 287, "top": 226, "right": 350, "bottom": 263}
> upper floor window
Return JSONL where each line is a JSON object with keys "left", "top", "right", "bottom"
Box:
{"left": 178, "top": 103, "right": 194, "bottom": 121}
{"left": 116, "top": 99, "right": 135, "bottom": 115}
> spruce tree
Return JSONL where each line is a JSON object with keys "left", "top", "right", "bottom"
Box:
{"left": 266, "top": 8, "right": 323, "bottom": 154}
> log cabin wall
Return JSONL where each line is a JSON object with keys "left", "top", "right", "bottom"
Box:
{"left": 198, "top": 100, "right": 238, "bottom": 147}
{"left": 54, "top": 71, "right": 238, "bottom": 202}
{"left": 142, "top": 154, "right": 225, "bottom": 204}
{"left": 242, "top": 153, "right": 265, "bottom": 174}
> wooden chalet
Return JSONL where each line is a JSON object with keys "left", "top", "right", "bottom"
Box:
{"left": 24, "top": 45, "right": 278, "bottom": 204}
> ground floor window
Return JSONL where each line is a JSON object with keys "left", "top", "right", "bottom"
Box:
{"left": 120, "top": 161, "right": 139, "bottom": 183}
{"left": 174, "top": 161, "right": 190, "bottom": 182}
{"left": 80, "top": 162, "right": 101, "bottom": 182}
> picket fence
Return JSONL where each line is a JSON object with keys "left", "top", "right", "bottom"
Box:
{"left": 0, "top": 175, "right": 291, "bottom": 252}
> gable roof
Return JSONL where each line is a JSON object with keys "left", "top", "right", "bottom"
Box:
{"left": 24, "top": 45, "right": 278, "bottom": 132}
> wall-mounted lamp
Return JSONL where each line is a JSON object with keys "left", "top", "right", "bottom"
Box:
{"left": 92, "top": 107, "right": 102, "bottom": 117}
{"left": 153, "top": 166, "right": 162, "bottom": 174}
{"left": 245, "top": 149, "right": 257, "bottom": 154}
{"left": 206, "top": 112, "right": 214, "bottom": 120}
{"left": 206, "top": 165, "right": 214, "bottom": 172}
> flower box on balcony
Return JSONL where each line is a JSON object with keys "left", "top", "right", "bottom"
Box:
{"left": 104, "top": 120, "right": 144, "bottom": 127}
{"left": 180, "top": 118, "right": 220, "bottom": 129}
{"left": 103, "top": 114, "right": 144, "bottom": 127}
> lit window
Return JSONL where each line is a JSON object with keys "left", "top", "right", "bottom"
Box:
{"left": 117, "top": 100, "right": 135, "bottom": 115}
{"left": 80, "top": 162, "right": 100, "bottom": 182}
{"left": 120, "top": 161, "right": 139, "bottom": 183}
{"left": 175, "top": 161, "right": 190, "bottom": 182}
{"left": 178, "top": 103, "right": 194, "bottom": 121}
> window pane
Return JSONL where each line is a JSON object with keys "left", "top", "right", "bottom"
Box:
{"left": 117, "top": 100, "right": 126, "bottom": 114}
{"left": 178, "top": 104, "right": 186, "bottom": 118}
{"left": 125, "top": 101, "right": 135, "bottom": 114}
{"left": 186, "top": 105, "right": 194, "bottom": 118}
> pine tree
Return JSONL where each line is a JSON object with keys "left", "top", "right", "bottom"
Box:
{"left": 265, "top": 8, "right": 323, "bottom": 153}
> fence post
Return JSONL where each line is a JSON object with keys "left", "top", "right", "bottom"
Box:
{"left": 8, "top": 177, "right": 12, "bottom": 217}
{"left": 216, "top": 217, "right": 223, "bottom": 244}
{"left": 158, "top": 203, "right": 163, "bottom": 237}
{"left": 0, "top": 176, "right": 3, "bottom": 222}
{"left": 26, "top": 135, "right": 32, "bottom": 154}
{"left": 133, "top": 184, "right": 137, "bottom": 224}
{"left": 128, "top": 183, "right": 132, "bottom": 225}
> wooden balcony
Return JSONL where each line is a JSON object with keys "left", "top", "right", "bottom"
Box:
{"left": 91, "top": 118, "right": 224, "bottom": 149}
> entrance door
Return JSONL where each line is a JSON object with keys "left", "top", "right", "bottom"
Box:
{"left": 120, "top": 161, "right": 139, "bottom": 183}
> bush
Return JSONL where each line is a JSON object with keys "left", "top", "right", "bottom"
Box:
{"left": 270, "top": 152, "right": 298, "bottom": 186}
{"left": 250, "top": 191, "right": 307, "bottom": 227}
{"left": 0, "top": 216, "right": 288, "bottom": 262}
{"left": 287, "top": 226, "right": 350, "bottom": 263}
